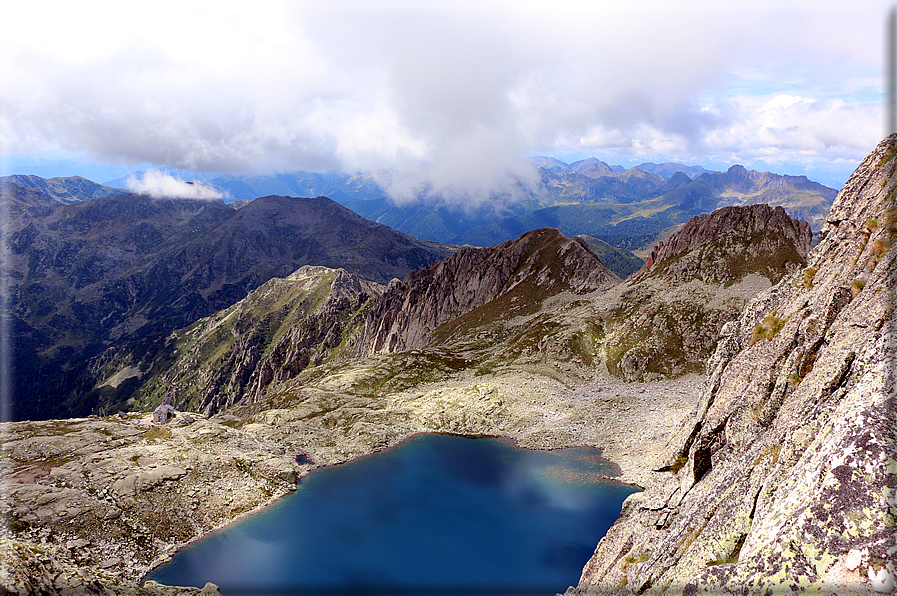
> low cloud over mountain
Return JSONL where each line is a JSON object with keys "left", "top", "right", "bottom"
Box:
{"left": 1, "top": 3, "right": 880, "bottom": 203}
{"left": 126, "top": 170, "right": 225, "bottom": 200}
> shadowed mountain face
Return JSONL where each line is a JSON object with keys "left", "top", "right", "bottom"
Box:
{"left": 129, "top": 266, "right": 386, "bottom": 415}
{"left": 5, "top": 187, "right": 453, "bottom": 420}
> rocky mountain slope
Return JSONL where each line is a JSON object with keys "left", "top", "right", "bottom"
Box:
{"left": 119, "top": 229, "right": 619, "bottom": 418}
{"left": 569, "top": 136, "right": 897, "bottom": 594}
{"left": 118, "top": 203, "right": 809, "bottom": 424}
{"left": 5, "top": 188, "right": 453, "bottom": 420}
{"left": 468, "top": 204, "right": 812, "bottom": 385}
{"left": 353, "top": 228, "right": 621, "bottom": 355}
{"left": 129, "top": 266, "right": 385, "bottom": 414}
{"left": 638, "top": 204, "right": 811, "bottom": 275}
{"left": 0, "top": 175, "right": 126, "bottom": 204}
{"left": 594, "top": 204, "right": 811, "bottom": 382}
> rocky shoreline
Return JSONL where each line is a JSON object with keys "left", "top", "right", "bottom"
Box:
{"left": 1, "top": 370, "right": 702, "bottom": 594}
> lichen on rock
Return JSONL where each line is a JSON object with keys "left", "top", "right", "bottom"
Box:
{"left": 569, "top": 135, "right": 897, "bottom": 595}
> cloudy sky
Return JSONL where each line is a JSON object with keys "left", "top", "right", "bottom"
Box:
{"left": 0, "top": 0, "right": 891, "bottom": 197}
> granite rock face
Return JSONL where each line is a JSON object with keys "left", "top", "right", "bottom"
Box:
{"left": 0, "top": 536, "right": 221, "bottom": 595}
{"left": 0, "top": 414, "right": 299, "bottom": 593}
{"left": 570, "top": 137, "right": 897, "bottom": 594}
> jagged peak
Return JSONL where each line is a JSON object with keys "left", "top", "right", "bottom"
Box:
{"left": 355, "top": 228, "right": 620, "bottom": 355}
{"left": 639, "top": 204, "right": 811, "bottom": 277}
{"left": 726, "top": 164, "right": 749, "bottom": 176}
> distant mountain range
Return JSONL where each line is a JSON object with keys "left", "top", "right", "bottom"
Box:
{"left": 4, "top": 184, "right": 453, "bottom": 420}
{"left": 344, "top": 162, "right": 835, "bottom": 247}
{"left": 180, "top": 158, "right": 833, "bottom": 247}
{"left": 437, "top": 163, "right": 835, "bottom": 248}
{"left": 5, "top": 158, "right": 838, "bottom": 252}
{"left": 101, "top": 158, "right": 833, "bottom": 246}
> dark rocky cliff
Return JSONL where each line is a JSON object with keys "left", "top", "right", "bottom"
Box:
{"left": 570, "top": 137, "right": 897, "bottom": 594}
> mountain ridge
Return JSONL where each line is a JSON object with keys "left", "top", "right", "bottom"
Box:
{"left": 5, "top": 162, "right": 836, "bottom": 252}
{"left": 0, "top": 174, "right": 126, "bottom": 204}
{"left": 5, "top": 188, "right": 454, "bottom": 420}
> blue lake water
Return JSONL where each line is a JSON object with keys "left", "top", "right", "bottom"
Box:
{"left": 147, "top": 433, "right": 638, "bottom": 596}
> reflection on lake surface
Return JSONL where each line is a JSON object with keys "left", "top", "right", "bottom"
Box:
{"left": 147, "top": 433, "right": 639, "bottom": 595}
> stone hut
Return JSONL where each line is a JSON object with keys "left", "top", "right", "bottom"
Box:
{"left": 152, "top": 404, "right": 176, "bottom": 424}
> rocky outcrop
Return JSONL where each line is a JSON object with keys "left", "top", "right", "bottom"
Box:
{"left": 590, "top": 204, "right": 812, "bottom": 382}
{"left": 570, "top": 137, "right": 897, "bottom": 594}
{"left": 0, "top": 414, "right": 300, "bottom": 592}
{"left": 354, "top": 228, "right": 621, "bottom": 355}
{"left": 639, "top": 204, "right": 812, "bottom": 280}
{"left": 0, "top": 537, "right": 222, "bottom": 595}
{"left": 130, "top": 266, "right": 385, "bottom": 414}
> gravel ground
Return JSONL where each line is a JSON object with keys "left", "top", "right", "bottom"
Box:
{"left": 565, "top": 373, "right": 704, "bottom": 486}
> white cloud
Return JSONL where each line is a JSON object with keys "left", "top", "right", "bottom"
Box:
{"left": 704, "top": 95, "right": 880, "bottom": 163}
{"left": 0, "top": 1, "right": 891, "bottom": 198}
{"left": 126, "top": 170, "right": 225, "bottom": 200}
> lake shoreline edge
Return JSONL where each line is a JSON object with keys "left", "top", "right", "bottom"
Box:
{"left": 140, "top": 428, "right": 643, "bottom": 585}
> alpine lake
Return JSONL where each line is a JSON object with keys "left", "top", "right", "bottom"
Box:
{"left": 146, "top": 433, "right": 639, "bottom": 596}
